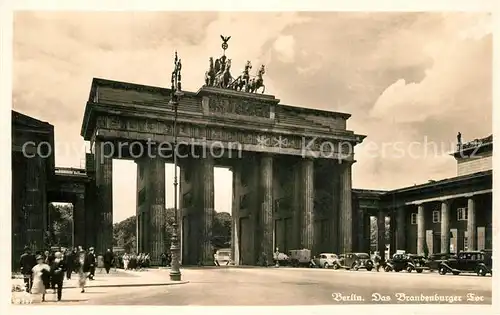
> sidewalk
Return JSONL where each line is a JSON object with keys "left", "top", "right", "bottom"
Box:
{"left": 12, "top": 268, "right": 189, "bottom": 290}
{"left": 11, "top": 269, "right": 189, "bottom": 305}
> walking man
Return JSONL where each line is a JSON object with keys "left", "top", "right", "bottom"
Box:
{"left": 104, "top": 249, "right": 113, "bottom": 274}
{"left": 50, "top": 251, "right": 66, "bottom": 301}
{"left": 85, "top": 247, "right": 96, "bottom": 280}
{"left": 213, "top": 251, "right": 220, "bottom": 266}
{"left": 64, "top": 248, "right": 75, "bottom": 280}
{"left": 19, "top": 246, "right": 36, "bottom": 293}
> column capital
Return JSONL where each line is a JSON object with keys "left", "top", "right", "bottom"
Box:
{"left": 441, "top": 198, "right": 452, "bottom": 205}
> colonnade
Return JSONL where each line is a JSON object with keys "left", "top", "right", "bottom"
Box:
{"left": 87, "top": 142, "right": 356, "bottom": 266}
{"left": 359, "top": 193, "right": 489, "bottom": 258}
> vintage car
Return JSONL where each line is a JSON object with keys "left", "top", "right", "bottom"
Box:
{"left": 425, "top": 253, "right": 456, "bottom": 272}
{"left": 385, "top": 253, "right": 427, "bottom": 273}
{"left": 336, "top": 253, "right": 373, "bottom": 271}
{"left": 312, "top": 253, "right": 339, "bottom": 269}
{"left": 438, "top": 250, "right": 492, "bottom": 276}
{"left": 215, "top": 248, "right": 232, "bottom": 265}
{"left": 289, "top": 249, "right": 312, "bottom": 267}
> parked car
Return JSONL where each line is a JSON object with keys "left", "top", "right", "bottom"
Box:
{"left": 439, "top": 250, "right": 492, "bottom": 276}
{"left": 215, "top": 248, "right": 231, "bottom": 265}
{"left": 313, "top": 253, "right": 339, "bottom": 269}
{"left": 385, "top": 253, "right": 427, "bottom": 273}
{"left": 426, "top": 253, "right": 456, "bottom": 272}
{"left": 336, "top": 253, "right": 373, "bottom": 271}
{"left": 273, "top": 251, "right": 290, "bottom": 266}
{"left": 289, "top": 249, "right": 311, "bottom": 267}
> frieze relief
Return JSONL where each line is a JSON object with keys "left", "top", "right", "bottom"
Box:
{"left": 96, "top": 117, "right": 106, "bottom": 128}
{"left": 108, "top": 116, "right": 127, "bottom": 129}
{"left": 127, "top": 119, "right": 139, "bottom": 131}
{"left": 208, "top": 97, "right": 270, "bottom": 118}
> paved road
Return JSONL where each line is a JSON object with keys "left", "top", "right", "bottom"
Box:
{"left": 85, "top": 267, "right": 492, "bottom": 305}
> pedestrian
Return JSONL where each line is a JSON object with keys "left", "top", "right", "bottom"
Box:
{"left": 19, "top": 246, "right": 36, "bottom": 293}
{"left": 274, "top": 247, "right": 280, "bottom": 267}
{"left": 64, "top": 248, "right": 75, "bottom": 280}
{"left": 160, "top": 252, "right": 167, "bottom": 267}
{"left": 374, "top": 252, "right": 382, "bottom": 272}
{"left": 213, "top": 251, "right": 220, "bottom": 266}
{"left": 49, "top": 251, "right": 66, "bottom": 301}
{"left": 77, "top": 250, "right": 87, "bottom": 293}
{"left": 167, "top": 252, "right": 172, "bottom": 266}
{"left": 97, "top": 253, "right": 104, "bottom": 273}
{"left": 85, "top": 247, "right": 96, "bottom": 280}
{"left": 104, "top": 249, "right": 113, "bottom": 274}
{"left": 31, "top": 255, "right": 51, "bottom": 302}
{"left": 123, "top": 253, "right": 130, "bottom": 270}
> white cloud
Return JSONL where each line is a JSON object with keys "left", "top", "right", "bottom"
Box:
{"left": 273, "top": 35, "right": 295, "bottom": 63}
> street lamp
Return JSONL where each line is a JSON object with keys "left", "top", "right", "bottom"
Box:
{"left": 169, "top": 51, "right": 183, "bottom": 281}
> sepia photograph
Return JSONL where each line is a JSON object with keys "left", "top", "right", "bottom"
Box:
{"left": 5, "top": 2, "right": 495, "bottom": 311}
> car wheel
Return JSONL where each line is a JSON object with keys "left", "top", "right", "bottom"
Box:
{"left": 406, "top": 267, "right": 413, "bottom": 273}
{"left": 452, "top": 271, "right": 460, "bottom": 276}
{"left": 324, "top": 262, "right": 329, "bottom": 269}
{"left": 351, "top": 263, "right": 358, "bottom": 271}
{"left": 478, "top": 267, "right": 487, "bottom": 276}
{"left": 366, "top": 267, "right": 373, "bottom": 271}
{"left": 333, "top": 263, "right": 339, "bottom": 270}
{"left": 394, "top": 268, "right": 400, "bottom": 272}
{"left": 416, "top": 269, "right": 423, "bottom": 273}
{"left": 439, "top": 267, "right": 447, "bottom": 275}
{"left": 384, "top": 266, "right": 391, "bottom": 272}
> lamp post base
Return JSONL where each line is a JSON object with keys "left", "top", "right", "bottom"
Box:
{"left": 169, "top": 271, "right": 182, "bottom": 281}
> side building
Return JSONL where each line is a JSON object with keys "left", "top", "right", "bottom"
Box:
{"left": 11, "top": 110, "right": 91, "bottom": 269}
{"left": 353, "top": 134, "right": 493, "bottom": 257}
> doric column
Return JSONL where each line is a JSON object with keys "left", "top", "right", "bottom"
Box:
{"left": 94, "top": 141, "right": 113, "bottom": 255}
{"left": 148, "top": 156, "right": 166, "bottom": 265}
{"left": 260, "top": 155, "right": 274, "bottom": 263}
{"left": 440, "top": 200, "right": 450, "bottom": 253}
{"left": 377, "top": 210, "right": 386, "bottom": 259}
{"left": 84, "top": 182, "right": 97, "bottom": 249}
{"left": 396, "top": 206, "right": 406, "bottom": 251}
{"left": 363, "top": 214, "right": 371, "bottom": 252}
{"left": 357, "top": 208, "right": 367, "bottom": 252}
{"left": 417, "top": 204, "right": 425, "bottom": 256}
{"left": 338, "top": 161, "right": 353, "bottom": 253}
{"left": 231, "top": 162, "right": 242, "bottom": 265}
{"left": 200, "top": 155, "right": 214, "bottom": 265}
{"left": 300, "top": 158, "right": 314, "bottom": 251}
{"left": 24, "top": 156, "right": 44, "bottom": 251}
{"left": 72, "top": 193, "right": 86, "bottom": 249}
{"left": 389, "top": 211, "right": 396, "bottom": 256}
{"left": 467, "top": 197, "right": 476, "bottom": 251}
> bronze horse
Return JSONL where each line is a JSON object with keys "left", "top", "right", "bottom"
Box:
{"left": 205, "top": 57, "right": 215, "bottom": 86}
{"left": 215, "top": 59, "right": 232, "bottom": 88}
{"left": 248, "top": 65, "right": 266, "bottom": 93}
{"left": 231, "top": 60, "right": 252, "bottom": 92}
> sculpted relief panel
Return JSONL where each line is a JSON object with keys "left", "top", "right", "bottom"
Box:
{"left": 208, "top": 97, "right": 270, "bottom": 118}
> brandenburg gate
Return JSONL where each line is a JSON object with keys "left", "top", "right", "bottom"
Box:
{"left": 80, "top": 38, "right": 365, "bottom": 265}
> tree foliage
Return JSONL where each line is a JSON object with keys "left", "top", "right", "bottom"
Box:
{"left": 47, "top": 203, "right": 73, "bottom": 248}
{"left": 113, "top": 208, "right": 232, "bottom": 253}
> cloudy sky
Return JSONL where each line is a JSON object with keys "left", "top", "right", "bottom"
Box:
{"left": 12, "top": 12, "right": 492, "bottom": 222}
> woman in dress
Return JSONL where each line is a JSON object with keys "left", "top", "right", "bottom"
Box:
{"left": 77, "top": 250, "right": 87, "bottom": 293}
{"left": 123, "top": 253, "right": 130, "bottom": 270}
{"left": 31, "top": 255, "right": 50, "bottom": 302}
